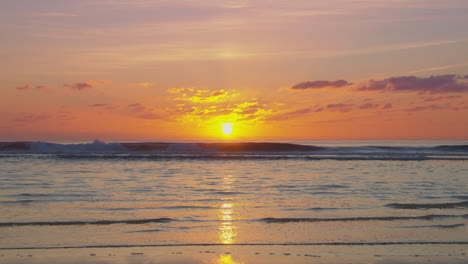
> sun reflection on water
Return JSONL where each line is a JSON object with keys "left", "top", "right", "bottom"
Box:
{"left": 216, "top": 255, "right": 244, "bottom": 264}
{"left": 219, "top": 203, "right": 236, "bottom": 244}
{"left": 218, "top": 174, "right": 238, "bottom": 245}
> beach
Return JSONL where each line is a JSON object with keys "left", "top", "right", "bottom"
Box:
{"left": 2, "top": 244, "right": 467, "bottom": 264}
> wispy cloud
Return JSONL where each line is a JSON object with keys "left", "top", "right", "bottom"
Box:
{"left": 64, "top": 80, "right": 111, "bottom": 91}
{"left": 356, "top": 75, "right": 468, "bottom": 94}
{"left": 126, "top": 103, "right": 169, "bottom": 120}
{"left": 89, "top": 104, "right": 109, "bottom": 107}
{"left": 172, "top": 89, "right": 239, "bottom": 103}
{"left": 64, "top": 82, "right": 93, "bottom": 90}
{"left": 422, "top": 95, "right": 463, "bottom": 102}
{"left": 16, "top": 85, "right": 49, "bottom": 91}
{"left": 265, "top": 107, "right": 321, "bottom": 121}
{"left": 12, "top": 114, "right": 49, "bottom": 123}
{"left": 135, "top": 82, "right": 153, "bottom": 88}
{"left": 327, "top": 103, "right": 354, "bottom": 112}
{"left": 16, "top": 85, "right": 33, "bottom": 91}
{"left": 382, "top": 103, "right": 393, "bottom": 109}
{"left": 291, "top": 74, "right": 468, "bottom": 95}
{"left": 88, "top": 103, "right": 118, "bottom": 111}
{"left": 408, "top": 63, "right": 468, "bottom": 74}
{"left": 359, "top": 103, "right": 380, "bottom": 109}
{"left": 291, "top": 80, "right": 349, "bottom": 90}
{"left": 403, "top": 103, "right": 465, "bottom": 112}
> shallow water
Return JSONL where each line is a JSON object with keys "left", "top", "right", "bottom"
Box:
{"left": 0, "top": 141, "right": 467, "bottom": 251}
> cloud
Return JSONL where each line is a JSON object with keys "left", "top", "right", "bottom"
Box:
{"left": 16, "top": 80, "right": 110, "bottom": 92}
{"left": 193, "top": 106, "right": 233, "bottom": 117}
{"left": 403, "top": 103, "right": 466, "bottom": 112}
{"left": 356, "top": 75, "right": 468, "bottom": 94}
{"left": 89, "top": 104, "right": 109, "bottom": 107}
{"left": 358, "top": 103, "right": 393, "bottom": 110}
{"left": 128, "top": 103, "right": 154, "bottom": 112}
{"left": 404, "top": 105, "right": 441, "bottom": 112}
{"left": 12, "top": 114, "right": 49, "bottom": 123}
{"left": 64, "top": 82, "right": 94, "bottom": 90}
{"left": 16, "top": 85, "right": 49, "bottom": 91}
{"left": 88, "top": 80, "right": 112, "bottom": 85}
{"left": 173, "top": 89, "right": 239, "bottom": 103}
{"left": 167, "top": 88, "right": 194, "bottom": 93}
{"left": 382, "top": 103, "right": 393, "bottom": 109}
{"left": 189, "top": 90, "right": 230, "bottom": 102}
{"left": 135, "top": 82, "right": 153, "bottom": 88}
{"left": 408, "top": 63, "right": 468, "bottom": 74}
{"left": 136, "top": 113, "right": 163, "bottom": 120}
{"left": 316, "top": 116, "right": 362, "bottom": 124}
{"left": 327, "top": 103, "right": 354, "bottom": 112}
{"left": 16, "top": 85, "right": 33, "bottom": 91}
{"left": 422, "top": 95, "right": 463, "bottom": 102}
{"left": 266, "top": 107, "right": 323, "bottom": 121}
{"left": 289, "top": 74, "right": 468, "bottom": 95}
{"left": 56, "top": 107, "right": 76, "bottom": 121}
{"left": 126, "top": 103, "right": 169, "bottom": 120}
{"left": 168, "top": 96, "right": 278, "bottom": 125}
{"left": 64, "top": 80, "right": 110, "bottom": 91}
{"left": 88, "top": 103, "right": 118, "bottom": 111}
{"left": 291, "top": 80, "right": 349, "bottom": 90}
{"left": 235, "top": 101, "right": 260, "bottom": 115}
{"left": 359, "top": 103, "right": 380, "bottom": 109}
{"left": 287, "top": 108, "right": 313, "bottom": 115}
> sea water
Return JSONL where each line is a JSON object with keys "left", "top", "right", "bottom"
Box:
{"left": 0, "top": 141, "right": 467, "bottom": 252}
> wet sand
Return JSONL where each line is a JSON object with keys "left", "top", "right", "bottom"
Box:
{"left": 1, "top": 244, "right": 466, "bottom": 264}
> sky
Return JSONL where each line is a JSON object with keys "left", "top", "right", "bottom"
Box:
{"left": 1, "top": 0, "right": 468, "bottom": 141}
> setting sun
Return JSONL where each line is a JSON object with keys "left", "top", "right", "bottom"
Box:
{"left": 222, "top": 123, "right": 233, "bottom": 135}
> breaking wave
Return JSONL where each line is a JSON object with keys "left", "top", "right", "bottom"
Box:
{"left": 1, "top": 141, "right": 467, "bottom": 160}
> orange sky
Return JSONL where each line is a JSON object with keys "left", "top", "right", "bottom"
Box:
{"left": 1, "top": 0, "right": 468, "bottom": 140}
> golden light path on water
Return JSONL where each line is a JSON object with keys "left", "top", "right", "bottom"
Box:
{"left": 219, "top": 203, "right": 236, "bottom": 245}
{"left": 216, "top": 254, "right": 244, "bottom": 264}
{"left": 215, "top": 173, "right": 244, "bottom": 263}
{"left": 218, "top": 174, "right": 237, "bottom": 245}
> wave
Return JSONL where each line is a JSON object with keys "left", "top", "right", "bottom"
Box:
{"left": 0, "top": 217, "right": 173, "bottom": 227}
{"left": 125, "top": 229, "right": 163, "bottom": 234}
{"left": 283, "top": 207, "right": 347, "bottom": 211}
{"left": 0, "top": 141, "right": 324, "bottom": 154}
{"left": 5, "top": 214, "right": 466, "bottom": 227}
{"left": 2, "top": 241, "right": 468, "bottom": 251}
{"left": 453, "top": 195, "right": 468, "bottom": 200}
{"left": 386, "top": 201, "right": 468, "bottom": 209}
{"left": 1, "top": 141, "right": 467, "bottom": 160}
{"left": 399, "top": 223, "right": 465, "bottom": 229}
{"left": 92, "top": 206, "right": 216, "bottom": 211}
{"left": 259, "top": 214, "right": 468, "bottom": 223}
{"left": 42, "top": 154, "right": 468, "bottom": 161}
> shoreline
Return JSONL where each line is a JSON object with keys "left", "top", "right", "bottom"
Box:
{"left": 1, "top": 244, "right": 467, "bottom": 264}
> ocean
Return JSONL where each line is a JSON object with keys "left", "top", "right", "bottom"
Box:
{"left": 0, "top": 140, "right": 467, "bottom": 263}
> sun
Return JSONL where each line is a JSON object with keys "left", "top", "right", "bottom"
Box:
{"left": 221, "top": 123, "right": 233, "bottom": 135}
